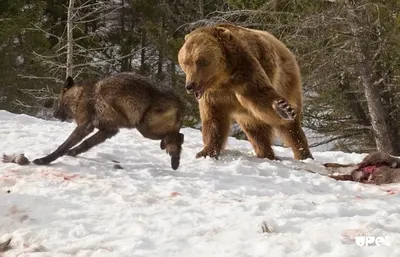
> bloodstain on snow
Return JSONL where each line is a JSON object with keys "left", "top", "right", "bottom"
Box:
{"left": 7, "top": 205, "right": 30, "bottom": 223}
{"left": 169, "top": 192, "right": 181, "bottom": 197}
{"left": 1, "top": 168, "right": 81, "bottom": 184}
{"left": 0, "top": 171, "right": 20, "bottom": 187}
{"left": 383, "top": 189, "right": 399, "bottom": 195}
{"left": 0, "top": 170, "right": 20, "bottom": 178}
{"left": 39, "top": 169, "right": 80, "bottom": 181}
{"left": 340, "top": 228, "right": 366, "bottom": 244}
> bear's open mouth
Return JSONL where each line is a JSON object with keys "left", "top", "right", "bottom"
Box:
{"left": 194, "top": 87, "right": 205, "bottom": 100}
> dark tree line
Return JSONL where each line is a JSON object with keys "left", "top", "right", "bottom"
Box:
{"left": 1, "top": 0, "right": 400, "bottom": 155}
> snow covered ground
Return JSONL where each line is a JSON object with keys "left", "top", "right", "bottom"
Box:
{"left": 1, "top": 110, "right": 400, "bottom": 257}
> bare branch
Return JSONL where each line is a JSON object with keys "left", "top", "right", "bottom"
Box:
{"left": 72, "top": 52, "right": 139, "bottom": 68}
{"left": 26, "top": 23, "right": 63, "bottom": 41}
{"left": 309, "top": 131, "right": 366, "bottom": 148}
{"left": 17, "top": 74, "right": 63, "bottom": 84}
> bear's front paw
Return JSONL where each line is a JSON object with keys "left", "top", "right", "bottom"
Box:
{"left": 272, "top": 100, "right": 296, "bottom": 120}
{"left": 196, "top": 147, "right": 220, "bottom": 160}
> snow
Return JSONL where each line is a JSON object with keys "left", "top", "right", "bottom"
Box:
{"left": 1, "top": 110, "right": 400, "bottom": 257}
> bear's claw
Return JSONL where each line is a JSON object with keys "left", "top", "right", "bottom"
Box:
{"left": 196, "top": 147, "right": 220, "bottom": 160}
{"left": 273, "top": 100, "right": 296, "bottom": 120}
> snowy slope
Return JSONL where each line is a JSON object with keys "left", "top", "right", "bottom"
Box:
{"left": 1, "top": 110, "right": 400, "bottom": 257}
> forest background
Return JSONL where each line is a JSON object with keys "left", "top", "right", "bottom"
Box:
{"left": 1, "top": 0, "right": 400, "bottom": 155}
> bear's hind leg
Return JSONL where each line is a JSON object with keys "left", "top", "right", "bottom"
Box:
{"left": 275, "top": 119, "right": 313, "bottom": 160}
{"left": 238, "top": 121, "right": 276, "bottom": 160}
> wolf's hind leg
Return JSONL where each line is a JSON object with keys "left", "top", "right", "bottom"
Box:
{"left": 33, "top": 123, "right": 95, "bottom": 165}
{"left": 66, "top": 128, "right": 119, "bottom": 157}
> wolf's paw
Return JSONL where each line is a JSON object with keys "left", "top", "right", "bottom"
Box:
{"left": 32, "top": 158, "right": 48, "bottom": 165}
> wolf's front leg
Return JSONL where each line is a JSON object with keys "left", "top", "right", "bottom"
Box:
{"left": 195, "top": 101, "right": 231, "bottom": 160}
{"left": 66, "top": 128, "right": 119, "bottom": 157}
{"left": 33, "top": 123, "right": 94, "bottom": 165}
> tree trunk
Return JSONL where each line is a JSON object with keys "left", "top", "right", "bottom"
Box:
{"left": 338, "top": 72, "right": 370, "bottom": 127}
{"left": 140, "top": 27, "right": 147, "bottom": 74}
{"left": 272, "top": 0, "right": 284, "bottom": 11}
{"left": 199, "top": 0, "right": 204, "bottom": 18}
{"left": 347, "top": 2, "right": 400, "bottom": 155}
{"left": 66, "top": 0, "right": 75, "bottom": 79}
{"left": 157, "top": 19, "right": 164, "bottom": 78}
{"left": 170, "top": 60, "right": 176, "bottom": 90}
{"left": 119, "top": 0, "right": 129, "bottom": 71}
{"left": 157, "top": 50, "right": 163, "bottom": 76}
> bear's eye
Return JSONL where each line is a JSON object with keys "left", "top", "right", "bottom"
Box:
{"left": 196, "top": 58, "right": 208, "bottom": 68}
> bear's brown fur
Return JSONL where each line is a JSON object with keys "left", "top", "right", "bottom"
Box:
{"left": 178, "top": 23, "right": 313, "bottom": 160}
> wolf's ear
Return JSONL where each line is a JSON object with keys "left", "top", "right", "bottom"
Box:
{"left": 214, "top": 27, "right": 232, "bottom": 42}
{"left": 63, "top": 76, "right": 75, "bottom": 90}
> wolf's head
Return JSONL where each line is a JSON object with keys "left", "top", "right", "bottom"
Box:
{"left": 160, "top": 132, "right": 185, "bottom": 170}
{"left": 53, "top": 76, "right": 77, "bottom": 122}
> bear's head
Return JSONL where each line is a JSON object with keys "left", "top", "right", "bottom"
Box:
{"left": 178, "top": 26, "right": 233, "bottom": 100}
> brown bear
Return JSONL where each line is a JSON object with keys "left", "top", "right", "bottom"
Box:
{"left": 177, "top": 23, "right": 313, "bottom": 161}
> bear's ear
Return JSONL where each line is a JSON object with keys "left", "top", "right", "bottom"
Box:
{"left": 184, "top": 34, "right": 191, "bottom": 41}
{"left": 214, "top": 27, "right": 232, "bottom": 42}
